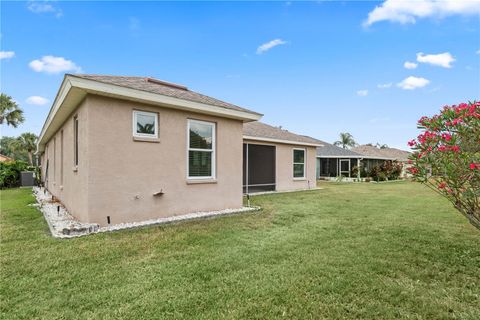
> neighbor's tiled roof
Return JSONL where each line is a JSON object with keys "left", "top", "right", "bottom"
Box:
{"left": 243, "top": 121, "right": 322, "bottom": 145}
{"left": 352, "top": 145, "right": 411, "bottom": 161}
{"left": 316, "top": 142, "right": 363, "bottom": 157}
{"left": 70, "top": 74, "right": 261, "bottom": 115}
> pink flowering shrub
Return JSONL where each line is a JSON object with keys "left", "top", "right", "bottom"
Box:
{"left": 408, "top": 101, "right": 480, "bottom": 229}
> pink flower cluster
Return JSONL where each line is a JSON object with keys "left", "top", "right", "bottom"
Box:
{"left": 437, "top": 145, "right": 460, "bottom": 153}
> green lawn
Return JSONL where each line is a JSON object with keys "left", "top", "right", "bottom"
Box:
{"left": 1, "top": 182, "right": 479, "bottom": 319}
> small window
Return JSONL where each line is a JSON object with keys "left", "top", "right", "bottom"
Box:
{"left": 293, "top": 148, "right": 306, "bottom": 179}
{"left": 188, "top": 119, "right": 215, "bottom": 179}
{"left": 60, "top": 130, "right": 64, "bottom": 185}
{"left": 73, "top": 115, "right": 79, "bottom": 167}
{"left": 133, "top": 110, "right": 158, "bottom": 138}
{"left": 53, "top": 137, "right": 56, "bottom": 181}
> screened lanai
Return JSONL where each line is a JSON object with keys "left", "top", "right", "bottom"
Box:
{"left": 316, "top": 142, "right": 363, "bottom": 178}
{"left": 316, "top": 142, "right": 400, "bottom": 179}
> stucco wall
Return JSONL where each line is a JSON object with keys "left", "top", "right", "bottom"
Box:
{"left": 243, "top": 139, "right": 317, "bottom": 192}
{"left": 41, "top": 99, "right": 90, "bottom": 222}
{"left": 85, "top": 95, "right": 244, "bottom": 226}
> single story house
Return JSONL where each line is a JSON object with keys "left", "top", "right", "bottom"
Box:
{"left": 316, "top": 143, "right": 411, "bottom": 179}
{"left": 243, "top": 121, "right": 322, "bottom": 193}
{"left": 351, "top": 145, "right": 412, "bottom": 177}
{"left": 37, "top": 74, "right": 321, "bottom": 226}
{"left": 315, "top": 141, "right": 363, "bottom": 179}
{"left": 351, "top": 145, "right": 411, "bottom": 163}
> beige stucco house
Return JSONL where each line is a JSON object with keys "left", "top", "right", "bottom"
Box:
{"left": 38, "top": 74, "right": 321, "bottom": 226}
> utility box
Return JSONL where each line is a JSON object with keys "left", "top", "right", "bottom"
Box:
{"left": 20, "top": 171, "right": 34, "bottom": 187}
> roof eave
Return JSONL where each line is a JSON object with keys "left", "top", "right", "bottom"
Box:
{"left": 316, "top": 155, "right": 363, "bottom": 158}
{"left": 37, "top": 75, "right": 263, "bottom": 152}
{"left": 243, "top": 135, "right": 323, "bottom": 147}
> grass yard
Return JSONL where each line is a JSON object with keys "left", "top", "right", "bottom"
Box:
{"left": 1, "top": 182, "right": 479, "bottom": 319}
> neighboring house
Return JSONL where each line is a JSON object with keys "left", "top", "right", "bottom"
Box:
{"left": 352, "top": 145, "right": 412, "bottom": 177}
{"left": 316, "top": 142, "right": 364, "bottom": 179}
{"left": 352, "top": 145, "right": 411, "bottom": 163}
{"left": 0, "top": 154, "right": 14, "bottom": 162}
{"left": 37, "top": 74, "right": 319, "bottom": 226}
{"left": 316, "top": 144, "right": 412, "bottom": 179}
{"left": 243, "top": 122, "right": 322, "bottom": 193}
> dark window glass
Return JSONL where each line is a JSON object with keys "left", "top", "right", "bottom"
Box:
{"left": 74, "top": 116, "right": 78, "bottom": 166}
{"left": 188, "top": 151, "right": 212, "bottom": 177}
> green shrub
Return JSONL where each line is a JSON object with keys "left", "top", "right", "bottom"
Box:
{"left": 368, "top": 160, "right": 403, "bottom": 182}
{"left": 0, "top": 160, "right": 29, "bottom": 188}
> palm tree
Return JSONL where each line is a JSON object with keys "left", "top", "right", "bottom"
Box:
{"left": 334, "top": 132, "right": 356, "bottom": 149}
{"left": 17, "top": 133, "right": 37, "bottom": 165}
{"left": 0, "top": 93, "right": 25, "bottom": 128}
{"left": 376, "top": 143, "right": 389, "bottom": 149}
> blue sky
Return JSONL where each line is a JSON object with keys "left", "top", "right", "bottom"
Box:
{"left": 1, "top": 1, "right": 479, "bottom": 150}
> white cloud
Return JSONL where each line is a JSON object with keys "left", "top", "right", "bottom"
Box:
{"left": 416, "top": 52, "right": 455, "bottom": 68}
{"left": 256, "top": 39, "right": 287, "bottom": 54}
{"left": 0, "top": 51, "right": 15, "bottom": 60}
{"left": 363, "top": 0, "right": 480, "bottom": 27}
{"left": 377, "top": 83, "right": 392, "bottom": 89}
{"left": 357, "top": 90, "right": 368, "bottom": 96}
{"left": 404, "top": 61, "right": 418, "bottom": 69}
{"left": 29, "top": 56, "right": 82, "bottom": 74}
{"left": 476, "top": 49, "right": 480, "bottom": 54}
{"left": 27, "top": 1, "right": 63, "bottom": 18}
{"left": 26, "top": 96, "right": 50, "bottom": 105}
{"left": 397, "top": 76, "right": 430, "bottom": 90}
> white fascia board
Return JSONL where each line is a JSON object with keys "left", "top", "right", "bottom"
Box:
{"left": 316, "top": 155, "right": 363, "bottom": 159}
{"left": 316, "top": 155, "right": 396, "bottom": 160}
{"left": 243, "top": 135, "right": 323, "bottom": 147}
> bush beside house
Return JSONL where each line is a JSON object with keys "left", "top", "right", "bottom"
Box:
{"left": 0, "top": 160, "right": 35, "bottom": 188}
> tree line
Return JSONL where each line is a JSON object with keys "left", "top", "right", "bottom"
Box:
{"left": 1, "top": 93, "right": 38, "bottom": 165}
{"left": 333, "top": 132, "right": 388, "bottom": 150}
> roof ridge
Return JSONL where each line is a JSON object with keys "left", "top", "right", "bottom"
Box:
{"left": 68, "top": 73, "right": 146, "bottom": 78}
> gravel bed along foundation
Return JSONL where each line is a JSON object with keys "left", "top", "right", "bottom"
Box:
{"left": 32, "top": 187, "right": 260, "bottom": 239}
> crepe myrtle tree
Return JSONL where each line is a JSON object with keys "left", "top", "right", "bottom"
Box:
{"left": 407, "top": 101, "right": 480, "bottom": 229}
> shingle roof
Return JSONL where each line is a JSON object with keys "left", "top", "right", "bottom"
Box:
{"left": 316, "top": 142, "right": 363, "bottom": 157}
{"left": 243, "top": 121, "right": 322, "bottom": 146}
{"left": 351, "top": 145, "right": 411, "bottom": 161}
{"left": 70, "top": 74, "right": 261, "bottom": 116}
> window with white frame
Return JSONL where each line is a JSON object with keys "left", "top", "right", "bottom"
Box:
{"left": 293, "top": 148, "right": 306, "bottom": 179}
{"left": 188, "top": 119, "right": 215, "bottom": 179}
{"left": 73, "top": 115, "right": 79, "bottom": 167}
{"left": 133, "top": 110, "right": 158, "bottom": 138}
